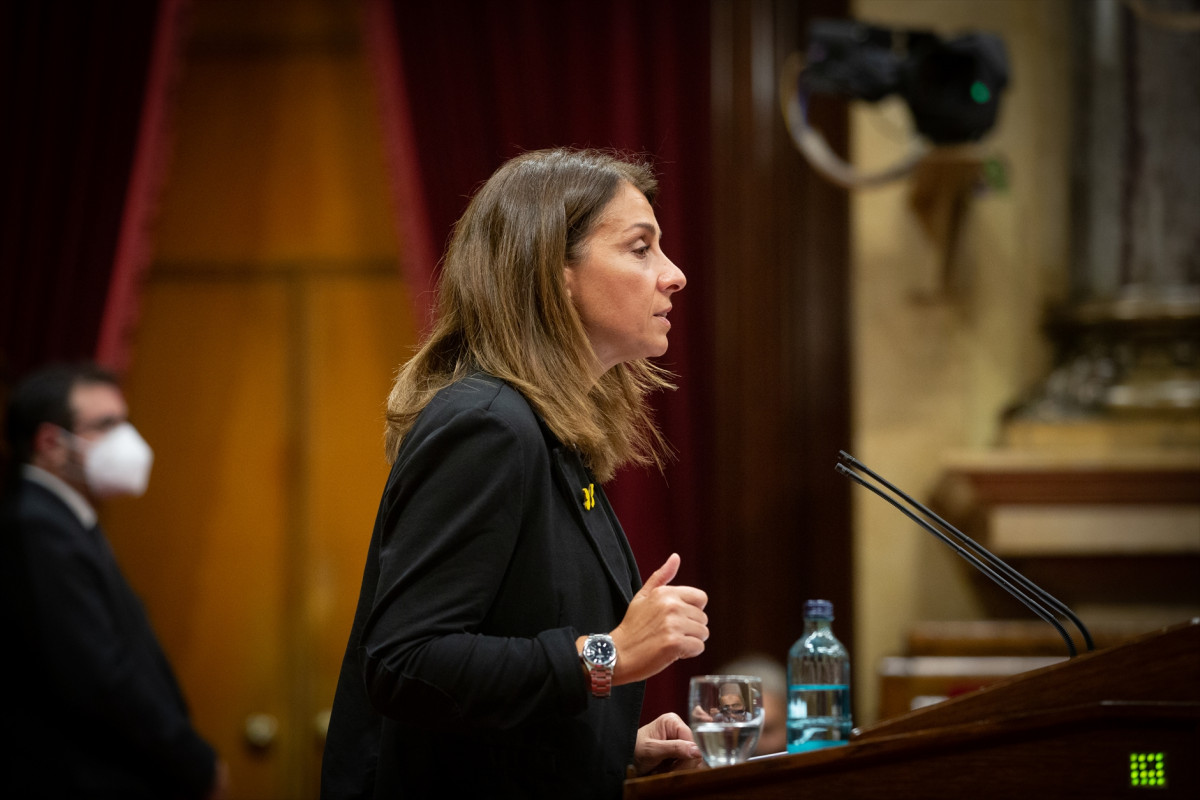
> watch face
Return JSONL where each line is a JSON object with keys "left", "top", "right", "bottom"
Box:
{"left": 584, "top": 637, "right": 615, "bottom": 665}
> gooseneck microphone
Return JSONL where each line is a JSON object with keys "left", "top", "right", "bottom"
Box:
{"left": 835, "top": 450, "right": 1094, "bottom": 658}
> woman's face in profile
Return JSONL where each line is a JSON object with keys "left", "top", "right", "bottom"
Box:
{"left": 563, "top": 181, "right": 686, "bottom": 374}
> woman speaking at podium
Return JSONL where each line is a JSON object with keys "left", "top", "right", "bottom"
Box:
{"left": 322, "top": 148, "right": 709, "bottom": 799}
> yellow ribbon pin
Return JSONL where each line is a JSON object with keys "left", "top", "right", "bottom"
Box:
{"left": 582, "top": 483, "right": 595, "bottom": 511}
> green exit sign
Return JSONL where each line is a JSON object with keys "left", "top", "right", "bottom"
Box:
{"left": 1130, "top": 753, "right": 1166, "bottom": 789}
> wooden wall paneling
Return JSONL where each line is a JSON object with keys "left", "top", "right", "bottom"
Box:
{"left": 106, "top": 279, "right": 293, "bottom": 798}
{"left": 708, "top": 0, "right": 851, "bottom": 669}
{"left": 305, "top": 271, "right": 417, "bottom": 790}
{"left": 103, "top": 2, "right": 414, "bottom": 797}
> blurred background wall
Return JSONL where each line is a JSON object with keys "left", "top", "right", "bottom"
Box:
{"left": 850, "top": 0, "right": 1076, "bottom": 731}
{"left": 851, "top": 0, "right": 1198, "bottom": 725}
{"left": 77, "top": 3, "right": 413, "bottom": 795}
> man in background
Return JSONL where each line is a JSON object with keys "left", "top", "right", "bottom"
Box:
{"left": 0, "top": 361, "right": 227, "bottom": 799}
{"left": 720, "top": 653, "right": 789, "bottom": 755}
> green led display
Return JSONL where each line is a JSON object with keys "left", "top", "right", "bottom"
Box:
{"left": 1129, "top": 752, "right": 1167, "bottom": 789}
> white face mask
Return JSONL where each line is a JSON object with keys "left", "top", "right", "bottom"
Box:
{"left": 67, "top": 422, "right": 155, "bottom": 497}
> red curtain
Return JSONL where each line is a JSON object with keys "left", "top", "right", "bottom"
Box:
{"left": 0, "top": 0, "right": 183, "bottom": 384}
{"left": 365, "top": 0, "right": 715, "bottom": 720}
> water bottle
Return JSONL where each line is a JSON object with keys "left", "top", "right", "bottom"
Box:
{"left": 787, "top": 598, "right": 852, "bottom": 752}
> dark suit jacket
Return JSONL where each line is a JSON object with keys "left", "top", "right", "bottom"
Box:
{"left": 0, "top": 476, "right": 216, "bottom": 799}
{"left": 321, "top": 373, "right": 645, "bottom": 799}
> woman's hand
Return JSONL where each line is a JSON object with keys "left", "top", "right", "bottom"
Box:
{"left": 633, "top": 713, "right": 704, "bottom": 776}
{"left": 609, "top": 553, "right": 708, "bottom": 685}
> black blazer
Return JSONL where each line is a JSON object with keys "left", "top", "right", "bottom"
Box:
{"left": 0, "top": 478, "right": 216, "bottom": 799}
{"left": 322, "top": 373, "right": 645, "bottom": 799}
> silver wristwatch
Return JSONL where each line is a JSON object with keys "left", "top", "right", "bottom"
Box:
{"left": 580, "top": 633, "right": 617, "bottom": 698}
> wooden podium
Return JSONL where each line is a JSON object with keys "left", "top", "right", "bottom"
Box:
{"left": 624, "top": 619, "right": 1200, "bottom": 799}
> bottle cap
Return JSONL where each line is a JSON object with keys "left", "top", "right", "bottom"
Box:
{"left": 804, "top": 599, "right": 834, "bottom": 619}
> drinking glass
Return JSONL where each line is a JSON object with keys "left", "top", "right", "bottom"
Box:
{"left": 688, "top": 674, "right": 764, "bottom": 767}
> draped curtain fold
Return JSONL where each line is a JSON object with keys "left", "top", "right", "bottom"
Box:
{"left": 0, "top": 0, "right": 183, "bottom": 385}
{"left": 365, "top": 0, "right": 715, "bottom": 720}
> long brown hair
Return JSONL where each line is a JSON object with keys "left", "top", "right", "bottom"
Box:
{"left": 385, "top": 148, "right": 675, "bottom": 481}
